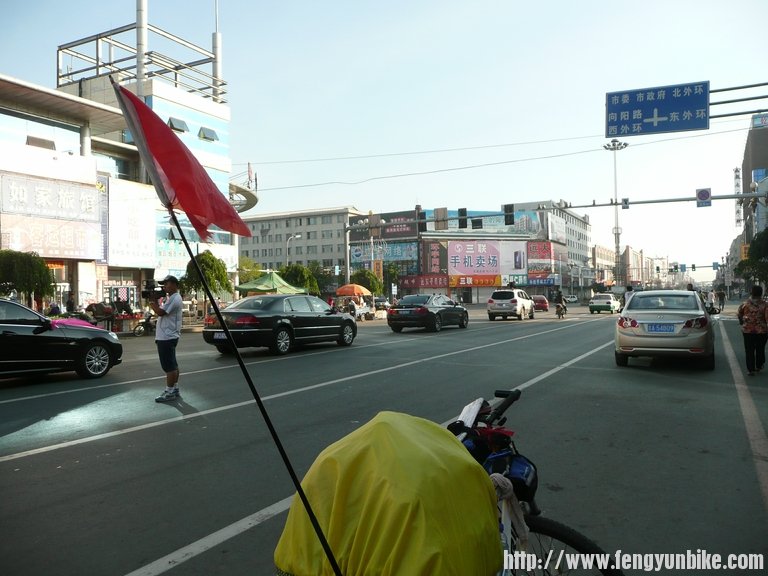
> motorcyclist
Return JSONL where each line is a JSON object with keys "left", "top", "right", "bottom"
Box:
{"left": 555, "top": 290, "right": 568, "bottom": 315}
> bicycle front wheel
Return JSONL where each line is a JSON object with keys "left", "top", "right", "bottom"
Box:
{"left": 506, "top": 515, "right": 624, "bottom": 576}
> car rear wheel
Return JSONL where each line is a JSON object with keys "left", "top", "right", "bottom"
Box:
{"left": 215, "top": 345, "right": 233, "bottom": 355}
{"left": 488, "top": 314, "right": 495, "bottom": 321}
{"left": 431, "top": 314, "right": 442, "bottom": 332}
{"left": 76, "top": 342, "right": 113, "bottom": 378}
{"left": 614, "top": 351, "right": 628, "bottom": 367}
{"left": 270, "top": 327, "right": 292, "bottom": 355}
{"left": 390, "top": 326, "right": 403, "bottom": 333}
{"left": 529, "top": 308, "right": 535, "bottom": 320}
{"left": 458, "top": 312, "right": 468, "bottom": 328}
{"left": 337, "top": 322, "right": 355, "bottom": 346}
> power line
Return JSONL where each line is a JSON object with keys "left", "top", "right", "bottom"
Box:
{"left": 229, "top": 124, "right": 750, "bottom": 191}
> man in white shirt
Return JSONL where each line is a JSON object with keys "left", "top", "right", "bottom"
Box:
{"left": 149, "top": 275, "right": 184, "bottom": 402}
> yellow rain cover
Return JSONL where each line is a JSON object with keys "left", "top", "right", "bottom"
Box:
{"left": 274, "top": 411, "right": 502, "bottom": 576}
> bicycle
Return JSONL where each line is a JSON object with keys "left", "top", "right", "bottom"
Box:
{"left": 449, "top": 389, "right": 625, "bottom": 576}
{"left": 132, "top": 313, "right": 156, "bottom": 336}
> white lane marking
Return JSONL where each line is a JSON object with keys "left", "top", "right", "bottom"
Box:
{"left": 122, "top": 496, "right": 294, "bottom": 576}
{"left": 0, "top": 338, "right": 416, "bottom": 405}
{"left": 121, "top": 338, "right": 614, "bottom": 576}
{"left": 0, "top": 317, "right": 586, "bottom": 405}
{"left": 719, "top": 323, "right": 768, "bottom": 513}
{"left": 1, "top": 321, "right": 602, "bottom": 463}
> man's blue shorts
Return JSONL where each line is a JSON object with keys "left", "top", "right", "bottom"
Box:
{"left": 156, "top": 338, "right": 179, "bottom": 373}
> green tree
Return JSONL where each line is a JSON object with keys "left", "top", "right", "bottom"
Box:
{"left": 180, "top": 250, "right": 233, "bottom": 311}
{"left": 306, "top": 260, "right": 335, "bottom": 295}
{"left": 382, "top": 262, "right": 400, "bottom": 298}
{"left": 733, "top": 258, "right": 768, "bottom": 286}
{"left": 736, "top": 229, "right": 768, "bottom": 286}
{"left": 238, "top": 255, "right": 261, "bottom": 284}
{"left": 0, "top": 250, "right": 54, "bottom": 306}
{"left": 350, "top": 269, "right": 383, "bottom": 296}
{"left": 280, "top": 264, "right": 319, "bottom": 294}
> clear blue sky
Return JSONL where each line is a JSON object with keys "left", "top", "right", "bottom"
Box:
{"left": 4, "top": 0, "right": 767, "bottom": 282}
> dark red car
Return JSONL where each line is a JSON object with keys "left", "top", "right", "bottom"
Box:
{"left": 532, "top": 295, "right": 549, "bottom": 312}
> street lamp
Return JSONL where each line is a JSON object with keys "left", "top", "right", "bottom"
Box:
{"left": 603, "top": 138, "right": 628, "bottom": 287}
{"left": 286, "top": 233, "right": 301, "bottom": 267}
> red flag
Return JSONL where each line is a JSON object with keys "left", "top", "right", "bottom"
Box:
{"left": 110, "top": 77, "right": 251, "bottom": 240}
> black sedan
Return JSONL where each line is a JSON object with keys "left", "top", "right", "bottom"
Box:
{"left": 0, "top": 298, "right": 123, "bottom": 379}
{"left": 202, "top": 294, "right": 357, "bottom": 355}
{"left": 387, "top": 294, "right": 469, "bottom": 333}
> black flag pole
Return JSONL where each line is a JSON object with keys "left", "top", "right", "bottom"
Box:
{"left": 111, "top": 75, "right": 342, "bottom": 573}
{"left": 168, "top": 209, "right": 342, "bottom": 575}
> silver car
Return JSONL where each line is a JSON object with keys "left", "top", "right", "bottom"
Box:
{"left": 614, "top": 289, "right": 715, "bottom": 369}
{"left": 487, "top": 289, "right": 534, "bottom": 321}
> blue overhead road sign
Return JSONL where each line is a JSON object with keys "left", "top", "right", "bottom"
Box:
{"left": 606, "top": 81, "right": 709, "bottom": 137}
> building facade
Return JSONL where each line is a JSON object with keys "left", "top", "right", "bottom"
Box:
{"left": 240, "top": 207, "right": 364, "bottom": 273}
{"left": 0, "top": 14, "right": 249, "bottom": 311}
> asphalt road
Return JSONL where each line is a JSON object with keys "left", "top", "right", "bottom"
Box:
{"left": 1, "top": 305, "right": 766, "bottom": 575}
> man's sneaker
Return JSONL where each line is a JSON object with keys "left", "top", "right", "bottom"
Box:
{"left": 155, "top": 388, "right": 180, "bottom": 402}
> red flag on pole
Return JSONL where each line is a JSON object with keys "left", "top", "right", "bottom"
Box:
{"left": 110, "top": 77, "right": 251, "bottom": 240}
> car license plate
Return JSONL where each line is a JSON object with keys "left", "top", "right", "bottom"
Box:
{"left": 214, "top": 332, "right": 227, "bottom": 340}
{"left": 398, "top": 309, "right": 410, "bottom": 315}
{"left": 647, "top": 323, "right": 675, "bottom": 333}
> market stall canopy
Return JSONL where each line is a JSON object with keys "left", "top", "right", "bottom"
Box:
{"left": 336, "top": 283, "right": 371, "bottom": 296}
{"left": 236, "top": 272, "right": 306, "bottom": 295}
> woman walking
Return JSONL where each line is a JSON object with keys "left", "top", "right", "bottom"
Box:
{"left": 737, "top": 285, "right": 768, "bottom": 376}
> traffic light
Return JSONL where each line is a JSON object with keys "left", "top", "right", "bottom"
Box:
{"left": 417, "top": 210, "right": 427, "bottom": 232}
{"left": 692, "top": 264, "right": 696, "bottom": 271}
{"left": 458, "top": 207, "right": 467, "bottom": 229}
{"left": 656, "top": 266, "right": 660, "bottom": 273}
{"left": 471, "top": 218, "right": 483, "bottom": 229}
{"left": 674, "top": 264, "right": 679, "bottom": 272}
{"left": 503, "top": 204, "right": 515, "bottom": 225}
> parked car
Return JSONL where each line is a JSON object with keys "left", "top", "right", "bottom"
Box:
{"left": 202, "top": 294, "right": 357, "bottom": 355}
{"left": 0, "top": 298, "right": 123, "bottom": 379}
{"left": 487, "top": 289, "right": 535, "bottom": 321}
{"left": 615, "top": 289, "right": 715, "bottom": 369}
{"left": 531, "top": 294, "right": 549, "bottom": 312}
{"left": 588, "top": 293, "right": 621, "bottom": 314}
{"left": 564, "top": 295, "right": 578, "bottom": 303}
{"left": 387, "top": 294, "right": 469, "bottom": 333}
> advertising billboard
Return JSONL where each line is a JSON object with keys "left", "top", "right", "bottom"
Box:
{"left": 527, "top": 241, "right": 554, "bottom": 286}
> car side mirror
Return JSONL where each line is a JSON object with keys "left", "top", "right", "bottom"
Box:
{"left": 33, "top": 318, "right": 53, "bottom": 334}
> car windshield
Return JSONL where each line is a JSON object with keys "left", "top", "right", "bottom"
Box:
{"left": 626, "top": 294, "right": 700, "bottom": 311}
{"left": 399, "top": 295, "right": 429, "bottom": 306}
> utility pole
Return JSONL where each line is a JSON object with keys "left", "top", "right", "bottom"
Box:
{"left": 604, "top": 139, "right": 628, "bottom": 286}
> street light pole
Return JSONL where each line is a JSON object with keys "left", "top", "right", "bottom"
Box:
{"left": 603, "top": 139, "right": 628, "bottom": 287}
{"left": 286, "top": 233, "right": 301, "bottom": 267}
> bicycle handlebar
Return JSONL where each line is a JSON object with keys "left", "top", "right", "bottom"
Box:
{"left": 485, "top": 389, "right": 521, "bottom": 426}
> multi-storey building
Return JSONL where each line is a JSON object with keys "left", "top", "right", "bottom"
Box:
{"left": 0, "top": 8, "right": 253, "bottom": 310}
{"left": 240, "top": 207, "right": 364, "bottom": 273}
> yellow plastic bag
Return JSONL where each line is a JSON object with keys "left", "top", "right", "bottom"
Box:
{"left": 274, "top": 411, "right": 502, "bottom": 575}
